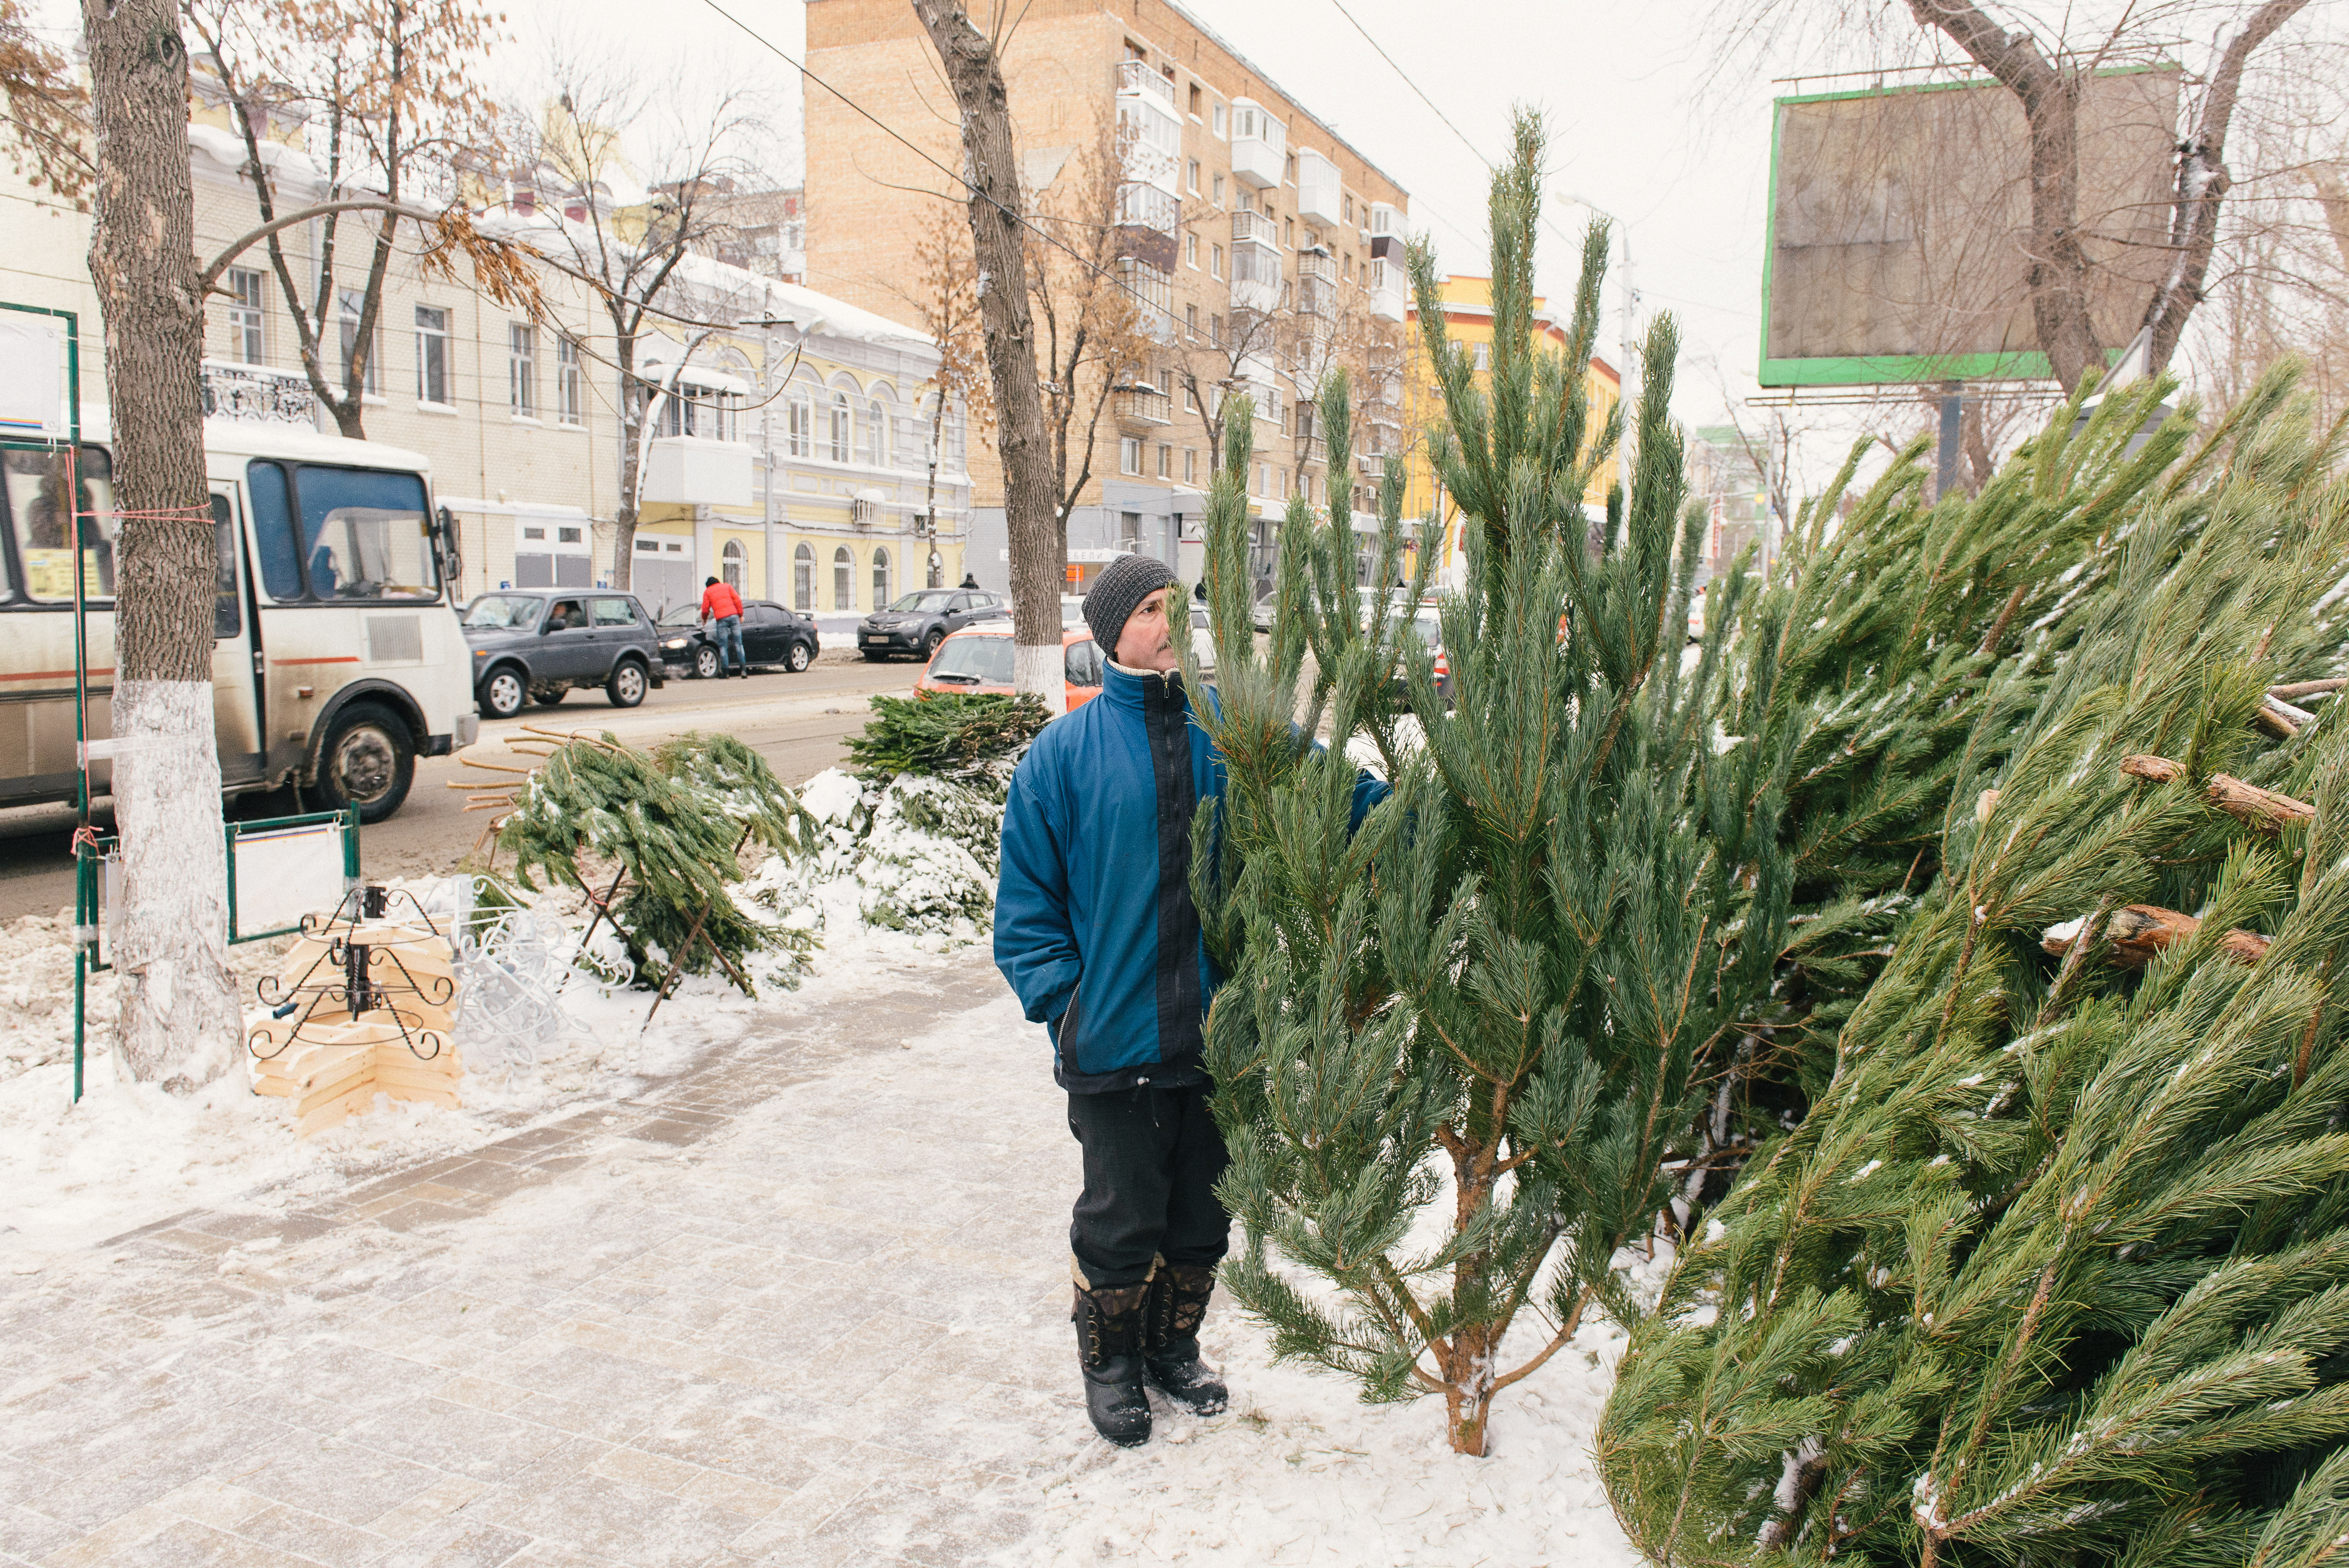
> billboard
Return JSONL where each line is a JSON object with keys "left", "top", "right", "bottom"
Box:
{"left": 1761, "top": 68, "right": 2180, "bottom": 386}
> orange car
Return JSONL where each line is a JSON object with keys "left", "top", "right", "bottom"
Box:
{"left": 915, "top": 623, "right": 1106, "bottom": 711}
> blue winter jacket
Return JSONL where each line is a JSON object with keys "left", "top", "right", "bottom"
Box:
{"left": 994, "top": 660, "right": 1387, "bottom": 1092}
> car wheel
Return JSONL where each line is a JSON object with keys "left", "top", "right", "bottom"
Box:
{"left": 786, "top": 640, "right": 812, "bottom": 673}
{"left": 607, "top": 659, "right": 648, "bottom": 708}
{"left": 921, "top": 627, "right": 944, "bottom": 658}
{"left": 316, "top": 704, "right": 414, "bottom": 824}
{"left": 479, "top": 666, "right": 526, "bottom": 719}
{"left": 532, "top": 683, "right": 568, "bottom": 707}
{"left": 693, "top": 644, "right": 720, "bottom": 680}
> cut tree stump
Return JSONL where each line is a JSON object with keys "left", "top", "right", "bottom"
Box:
{"left": 2041, "top": 904, "right": 2271, "bottom": 968}
{"left": 2118, "top": 755, "right": 2315, "bottom": 833}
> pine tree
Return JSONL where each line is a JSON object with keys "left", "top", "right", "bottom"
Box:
{"left": 1191, "top": 110, "right": 1805, "bottom": 1456}
{"left": 1597, "top": 366, "right": 2349, "bottom": 1565}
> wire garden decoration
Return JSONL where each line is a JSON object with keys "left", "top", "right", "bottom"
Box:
{"left": 247, "top": 883, "right": 455, "bottom": 1064}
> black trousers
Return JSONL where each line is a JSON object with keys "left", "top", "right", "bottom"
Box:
{"left": 1066, "top": 1083, "right": 1231, "bottom": 1290}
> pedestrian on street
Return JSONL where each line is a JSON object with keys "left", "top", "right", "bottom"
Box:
{"left": 960, "top": 571, "right": 981, "bottom": 589}
{"left": 699, "top": 575, "right": 748, "bottom": 678}
{"left": 994, "top": 554, "right": 1387, "bottom": 1446}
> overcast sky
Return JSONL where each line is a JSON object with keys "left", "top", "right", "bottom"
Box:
{"left": 506, "top": 0, "right": 1784, "bottom": 433}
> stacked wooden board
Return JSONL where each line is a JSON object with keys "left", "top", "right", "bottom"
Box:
{"left": 245, "top": 922, "right": 463, "bottom": 1137}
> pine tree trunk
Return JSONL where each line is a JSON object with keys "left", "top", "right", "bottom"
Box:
{"left": 912, "top": 0, "right": 1064, "bottom": 712}
{"left": 83, "top": 0, "right": 240, "bottom": 1089}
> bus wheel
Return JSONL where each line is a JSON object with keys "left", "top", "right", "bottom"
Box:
{"left": 318, "top": 704, "right": 414, "bottom": 824}
{"left": 479, "top": 666, "right": 526, "bottom": 719}
{"left": 607, "top": 660, "right": 648, "bottom": 708}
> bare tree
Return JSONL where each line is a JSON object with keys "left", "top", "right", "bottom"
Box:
{"left": 514, "top": 44, "right": 767, "bottom": 590}
{"left": 911, "top": 0, "right": 1064, "bottom": 709}
{"left": 81, "top": 0, "right": 240, "bottom": 1086}
{"left": 183, "top": 0, "right": 506, "bottom": 439}
{"left": 1, "top": 0, "right": 89, "bottom": 202}
{"left": 904, "top": 201, "right": 993, "bottom": 587}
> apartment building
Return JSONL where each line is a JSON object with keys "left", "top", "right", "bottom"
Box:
{"left": 805, "top": 0, "right": 1412, "bottom": 592}
{"left": 1401, "top": 275, "right": 1622, "bottom": 585}
{"left": 0, "top": 98, "right": 969, "bottom": 621}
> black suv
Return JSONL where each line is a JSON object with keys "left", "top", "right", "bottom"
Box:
{"left": 858, "top": 587, "right": 1008, "bottom": 660}
{"left": 462, "top": 590, "right": 666, "bottom": 719}
{"left": 656, "top": 599, "right": 821, "bottom": 678}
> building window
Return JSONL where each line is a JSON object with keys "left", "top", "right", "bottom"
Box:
{"left": 1210, "top": 244, "right": 1223, "bottom": 279}
{"left": 1211, "top": 173, "right": 1225, "bottom": 207}
{"left": 1184, "top": 379, "right": 1199, "bottom": 411}
{"left": 1184, "top": 232, "right": 1198, "bottom": 269}
{"left": 721, "top": 538, "right": 745, "bottom": 590}
{"left": 1258, "top": 464, "right": 1269, "bottom": 496}
{"left": 415, "top": 305, "right": 450, "bottom": 404}
{"left": 1186, "top": 158, "right": 1200, "bottom": 193}
{"left": 224, "top": 267, "right": 265, "bottom": 363}
{"left": 866, "top": 397, "right": 887, "bottom": 465}
{"left": 793, "top": 541, "right": 813, "bottom": 609}
{"left": 1120, "top": 437, "right": 1142, "bottom": 475}
{"left": 557, "top": 335, "right": 583, "bottom": 425}
{"left": 1185, "top": 303, "right": 1199, "bottom": 337}
{"left": 788, "top": 390, "right": 813, "bottom": 457}
{"left": 1188, "top": 83, "right": 1202, "bottom": 117}
{"left": 509, "top": 323, "right": 536, "bottom": 416}
{"left": 1343, "top": 194, "right": 1353, "bottom": 223}
{"left": 1183, "top": 449, "right": 1197, "bottom": 484}
{"left": 872, "top": 546, "right": 891, "bottom": 607}
{"left": 1210, "top": 313, "right": 1223, "bottom": 345}
{"left": 829, "top": 391, "right": 851, "bottom": 462}
{"left": 1473, "top": 342, "right": 1491, "bottom": 373}
{"left": 1284, "top": 217, "right": 1294, "bottom": 248}
{"left": 336, "top": 288, "right": 376, "bottom": 393}
{"left": 834, "top": 545, "right": 853, "bottom": 609}
{"left": 1285, "top": 154, "right": 1297, "bottom": 184}
{"left": 1212, "top": 104, "right": 1226, "bottom": 138}
{"left": 1157, "top": 444, "right": 1172, "bottom": 478}
{"left": 1119, "top": 512, "right": 1143, "bottom": 550}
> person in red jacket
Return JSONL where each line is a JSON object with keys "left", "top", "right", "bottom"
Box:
{"left": 699, "top": 576, "right": 747, "bottom": 678}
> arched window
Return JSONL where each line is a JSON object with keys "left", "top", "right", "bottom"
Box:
{"left": 833, "top": 545, "right": 852, "bottom": 609}
{"left": 721, "top": 538, "right": 745, "bottom": 590}
{"left": 829, "top": 391, "right": 852, "bottom": 463}
{"left": 787, "top": 376, "right": 817, "bottom": 457}
{"left": 864, "top": 398, "right": 887, "bottom": 466}
{"left": 872, "top": 546, "right": 891, "bottom": 609}
{"left": 793, "top": 541, "right": 813, "bottom": 611}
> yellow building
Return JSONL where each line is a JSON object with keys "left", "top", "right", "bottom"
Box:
{"left": 1399, "top": 275, "right": 1621, "bottom": 580}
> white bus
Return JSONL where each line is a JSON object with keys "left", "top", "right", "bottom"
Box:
{"left": 0, "top": 415, "right": 478, "bottom": 823}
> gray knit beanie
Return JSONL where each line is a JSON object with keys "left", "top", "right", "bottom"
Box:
{"left": 1082, "top": 553, "right": 1178, "bottom": 656}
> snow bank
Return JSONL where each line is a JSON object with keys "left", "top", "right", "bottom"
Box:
{"left": 741, "top": 766, "right": 1001, "bottom": 943}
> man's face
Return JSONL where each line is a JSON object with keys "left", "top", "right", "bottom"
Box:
{"left": 1113, "top": 586, "right": 1179, "bottom": 673}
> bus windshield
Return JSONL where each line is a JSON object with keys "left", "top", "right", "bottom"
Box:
{"left": 464, "top": 595, "right": 544, "bottom": 629}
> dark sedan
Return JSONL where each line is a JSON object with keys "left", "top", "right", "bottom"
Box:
{"left": 857, "top": 587, "right": 1008, "bottom": 660}
{"left": 463, "top": 591, "right": 666, "bottom": 719}
{"left": 656, "top": 599, "right": 820, "bottom": 678}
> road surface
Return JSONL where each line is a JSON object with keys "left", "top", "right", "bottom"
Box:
{"left": 0, "top": 651, "right": 922, "bottom": 922}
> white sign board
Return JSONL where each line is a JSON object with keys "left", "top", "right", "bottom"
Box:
{"left": 0, "top": 314, "right": 67, "bottom": 440}
{"left": 232, "top": 819, "right": 351, "bottom": 937}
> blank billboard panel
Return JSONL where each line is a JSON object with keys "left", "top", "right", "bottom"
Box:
{"left": 1762, "top": 68, "right": 2179, "bottom": 386}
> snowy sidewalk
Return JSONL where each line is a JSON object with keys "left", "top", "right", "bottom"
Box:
{"left": 0, "top": 948, "right": 1638, "bottom": 1568}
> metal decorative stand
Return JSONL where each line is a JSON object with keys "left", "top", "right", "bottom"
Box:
{"left": 247, "top": 883, "right": 455, "bottom": 1064}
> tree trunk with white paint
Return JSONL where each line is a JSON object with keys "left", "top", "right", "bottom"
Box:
{"left": 83, "top": 0, "right": 241, "bottom": 1089}
{"left": 911, "top": 0, "right": 1065, "bottom": 714}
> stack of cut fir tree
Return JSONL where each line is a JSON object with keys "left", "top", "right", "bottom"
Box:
{"left": 1189, "top": 109, "right": 2349, "bottom": 1555}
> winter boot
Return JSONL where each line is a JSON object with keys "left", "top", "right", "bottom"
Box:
{"left": 1072, "top": 1283, "right": 1152, "bottom": 1446}
{"left": 1142, "top": 1262, "right": 1227, "bottom": 1415}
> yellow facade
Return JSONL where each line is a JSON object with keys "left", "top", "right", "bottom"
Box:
{"left": 1398, "top": 276, "right": 1622, "bottom": 566}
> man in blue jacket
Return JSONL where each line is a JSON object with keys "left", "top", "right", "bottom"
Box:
{"left": 995, "top": 553, "right": 1384, "bottom": 1446}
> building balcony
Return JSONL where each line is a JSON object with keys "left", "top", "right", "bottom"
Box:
{"left": 1366, "top": 256, "right": 1407, "bottom": 323}
{"left": 1115, "top": 58, "right": 1175, "bottom": 109}
{"left": 1295, "top": 149, "right": 1342, "bottom": 229}
{"left": 642, "top": 435, "right": 754, "bottom": 508}
{"left": 1231, "top": 209, "right": 1277, "bottom": 247}
{"left": 1115, "top": 386, "right": 1172, "bottom": 430}
{"left": 1230, "top": 98, "right": 1285, "bottom": 190}
{"left": 1296, "top": 251, "right": 1337, "bottom": 318}
{"left": 1230, "top": 234, "right": 1282, "bottom": 318}
{"left": 1118, "top": 257, "right": 1177, "bottom": 344}
{"left": 1297, "top": 432, "right": 1327, "bottom": 465}
{"left": 201, "top": 360, "right": 318, "bottom": 426}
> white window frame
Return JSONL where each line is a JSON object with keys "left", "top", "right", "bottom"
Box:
{"left": 226, "top": 268, "right": 265, "bottom": 364}
{"left": 415, "top": 304, "right": 451, "bottom": 405}
{"left": 509, "top": 322, "right": 536, "bottom": 416}
{"left": 557, "top": 335, "right": 583, "bottom": 425}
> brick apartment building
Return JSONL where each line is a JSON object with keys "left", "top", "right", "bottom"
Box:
{"left": 805, "top": 0, "right": 1412, "bottom": 593}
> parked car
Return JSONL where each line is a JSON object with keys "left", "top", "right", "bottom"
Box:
{"left": 858, "top": 587, "right": 1008, "bottom": 660}
{"left": 462, "top": 590, "right": 665, "bottom": 719}
{"left": 654, "top": 599, "right": 820, "bottom": 678}
{"left": 915, "top": 624, "right": 1105, "bottom": 712}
